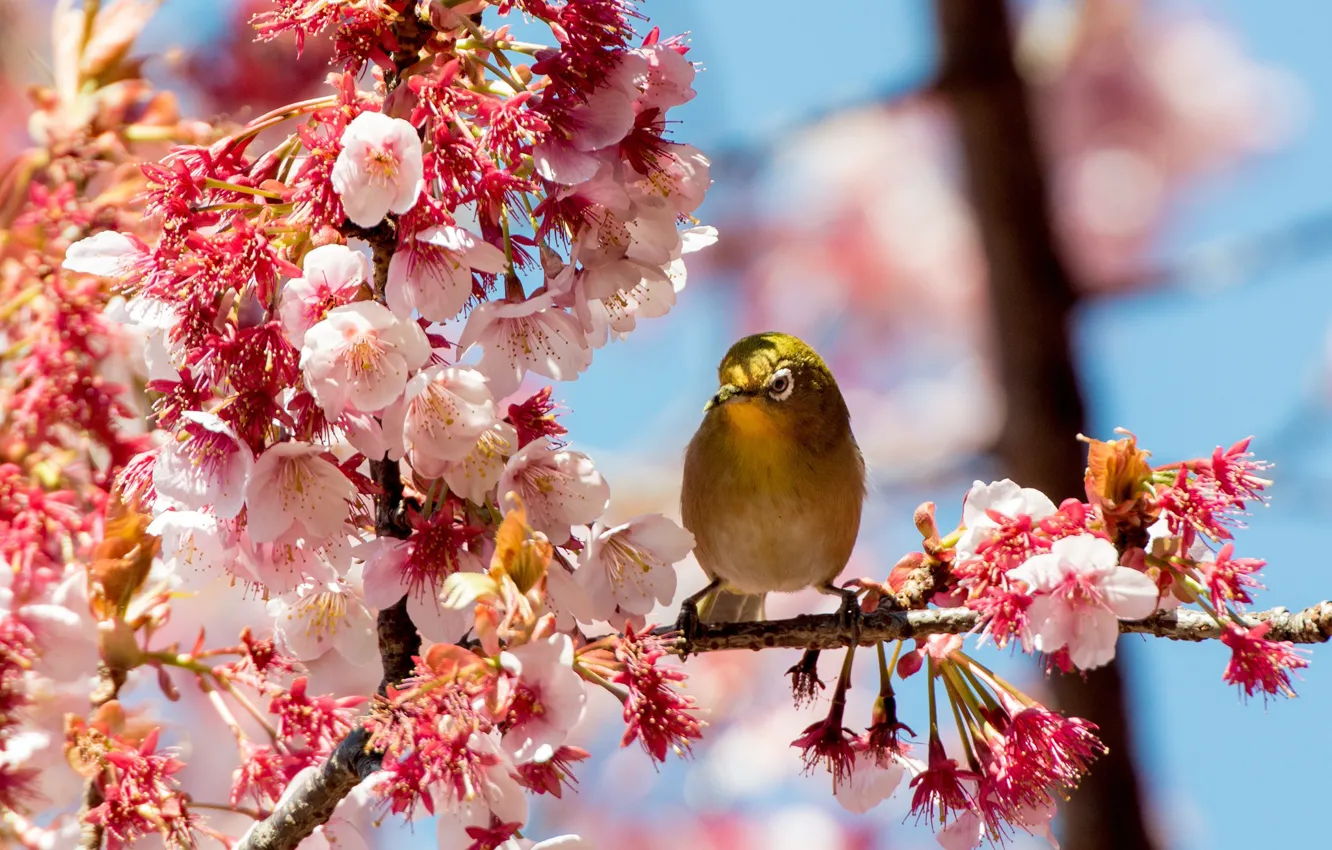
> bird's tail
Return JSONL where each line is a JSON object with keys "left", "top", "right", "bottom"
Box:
{"left": 698, "top": 587, "right": 766, "bottom": 623}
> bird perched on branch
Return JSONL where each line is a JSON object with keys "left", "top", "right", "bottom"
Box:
{"left": 677, "top": 332, "right": 866, "bottom": 637}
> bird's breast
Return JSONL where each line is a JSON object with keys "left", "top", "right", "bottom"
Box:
{"left": 682, "top": 413, "right": 864, "bottom": 595}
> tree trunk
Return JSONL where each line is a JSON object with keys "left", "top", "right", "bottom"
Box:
{"left": 932, "top": 2, "right": 1157, "bottom": 848}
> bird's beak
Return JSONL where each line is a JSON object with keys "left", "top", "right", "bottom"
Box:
{"left": 704, "top": 383, "right": 747, "bottom": 412}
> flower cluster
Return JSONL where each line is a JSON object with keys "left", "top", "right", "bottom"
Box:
{"left": 367, "top": 505, "right": 700, "bottom": 848}
{"left": 901, "top": 431, "right": 1301, "bottom": 696}
{"left": 784, "top": 431, "right": 1297, "bottom": 849}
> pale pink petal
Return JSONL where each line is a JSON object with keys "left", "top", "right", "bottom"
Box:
{"left": 534, "top": 140, "right": 601, "bottom": 185}
{"left": 1101, "top": 567, "right": 1161, "bottom": 620}
{"left": 62, "top": 230, "right": 138, "bottom": 276}
{"left": 1067, "top": 608, "right": 1122, "bottom": 670}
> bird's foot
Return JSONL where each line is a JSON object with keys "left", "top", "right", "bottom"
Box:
{"left": 673, "top": 599, "right": 706, "bottom": 653}
{"left": 831, "top": 585, "right": 863, "bottom": 641}
{"left": 785, "top": 649, "right": 825, "bottom": 708}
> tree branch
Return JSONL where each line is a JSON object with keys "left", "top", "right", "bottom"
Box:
{"left": 234, "top": 227, "right": 419, "bottom": 850}
{"left": 234, "top": 728, "right": 382, "bottom": 850}
{"left": 666, "top": 601, "right": 1332, "bottom": 654}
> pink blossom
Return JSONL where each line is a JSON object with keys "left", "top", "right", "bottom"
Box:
{"left": 146, "top": 510, "right": 238, "bottom": 590}
{"left": 300, "top": 301, "right": 432, "bottom": 417}
{"left": 331, "top": 111, "right": 425, "bottom": 227}
{"left": 497, "top": 438, "right": 610, "bottom": 541}
{"left": 834, "top": 750, "right": 917, "bottom": 814}
{"left": 268, "top": 574, "right": 377, "bottom": 664}
{"left": 1007, "top": 534, "right": 1159, "bottom": 669}
{"left": 573, "top": 514, "right": 694, "bottom": 624}
{"left": 533, "top": 82, "right": 637, "bottom": 184}
{"left": 238, "top": 530, "right": 353, "bottom": 596}
{"left": 629, "top": 42, "right": 697, "bottom": 111}
{"left": 627, "top": 142, "right": 711, "bottom": 217}
{"left": 414, "top": 421, "right": 519, "bottom": 505}
{"left": 386, "top": 225, "right": 506, "bottom": 322}
{"left": 1220, "top": 622, "right": 1309, "bottom": 700}
{"left": 458, "top": 293, "right": 592, "bottom": 400}
{"left": 574, "top": 224, "right": 715, "bottom": 347}
{"left": 429, "top": 732, "right": 529, "bottom": 844}
{"left": 499, "top": 634, "right": 587, "bottom": 763}
{"left": 383, "top": 365, "right": 497, "bottom": 469}
{"left": 105, "top": 295, "right": 183, "bottom": 383}
{"left": 957, "top": 479, "right": 1057, "bottom": 559}
{"left": 355, "top": 512, "right": 483, "bottom": 643}
{"left": 278, "top": 243, "right": 371, "bottom": 346}
{"left": 152, "top": 411, "right": 254, "bottom": 518}
{"left": 614, "top": 626, "right": 703, "bottom": 762}
{"left": 61, "top": 230, "right": 148, "bottom": 281}
{"left": 244, "top": 442, "right": 356, "bottom": 544}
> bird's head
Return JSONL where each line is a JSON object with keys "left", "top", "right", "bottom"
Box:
{"left": 703, "top": 332, "right": 852, "bottom": 452}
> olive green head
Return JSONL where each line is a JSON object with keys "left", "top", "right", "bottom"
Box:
{"left": 702, "top": 332, "right": 852, "bottom": 453}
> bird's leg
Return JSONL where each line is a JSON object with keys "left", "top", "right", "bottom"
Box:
{"left": 819, "top": 582, "right": 863, "bottom": 641}
{"left": 673, "top": 577, "right": 722, "bottom": 649}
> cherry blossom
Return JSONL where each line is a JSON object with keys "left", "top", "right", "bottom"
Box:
{"left": 153, "top": 411, "right": 254, "bottom": 518}
{"left": 457, "top": 293, "right": 592, "bottom": 400}
{"left": 331, "top": 111, "right": 425, "bottom": 227}
{"left": 499, "top": 634, "right": 587, "bottom": 763}
{"left": 630, "top": 41, "right": 697, "bottom": 111}
{"left": 61, "top": 230, "right": 148, "bottom": 281}
{"left": 573, "top": 514, "right": 694, "bottom": 625}
{"left": 146, "top": 510, "right": 238, "bottom": 590}
{"left": 415, "top": 421, "right": 520, "bottom": 505}
{"left": 429, "top": 732, "right": 529, "bottom": 849}
{"left": 300, "top": 301, "right": 432, "bottom": 417}
{"left": 1007, "top": 534, "right": 1160, "bottom": 669}
{"left": 497, "top": 438, "right": 610, "bottom": 542}
{"left": 269, "top": 574, "right": 377, "bottom": 665}
{"left": 833, "top": 750, "right": 919, "bottom": 815}
{"left": 278, "top": 243, "right": 371, "bottom": 345}
{"left": 957, "top": 479, "right": 1057, "bottom": 558}
{"left": 386, "top": 225, "right": 507, "bottom": 322}
{"left": 105, "top": 295, "right": 184, "bottom": 383}
{"left": 383, "top": 365, "right": 497, "bottom": 469}
{"left": 244, "top": 442, "right": 356, "bottom": 544}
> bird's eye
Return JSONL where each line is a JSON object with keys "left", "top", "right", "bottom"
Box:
{"left": 768, "top": 368, "right": 794, "bottom": 401}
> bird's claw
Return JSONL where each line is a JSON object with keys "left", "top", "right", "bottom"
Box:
{"left": 834, "top": 588, "right": 863, "bottom": 640}
{"left": 673, "top": 599, "right": 705, "bottom": 651}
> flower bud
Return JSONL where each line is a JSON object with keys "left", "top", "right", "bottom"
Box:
{"left": 914, "top": 501, "right": 938, "bottom": 540}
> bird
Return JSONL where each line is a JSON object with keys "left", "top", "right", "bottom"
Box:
{"left": 676, "top": 332, "right": 866, "bottom": 636}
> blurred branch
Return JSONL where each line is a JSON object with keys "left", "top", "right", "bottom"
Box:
{"left": 932, "top": 1, "right": 1156, "bottom": 849}
{"left": 666, "top": 601, "right": 1332, "bottom": 654}
{"left": 1121, "top": 206, "right": 1332, "bottom": 294}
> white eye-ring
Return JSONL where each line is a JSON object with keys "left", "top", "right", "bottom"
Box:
{"left": 768, "top": 368, "right": 794, "bottom": 401}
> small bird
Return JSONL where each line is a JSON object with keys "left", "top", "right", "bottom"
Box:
{"left": 677, "top": 332, "right": 866, "bottom": 634}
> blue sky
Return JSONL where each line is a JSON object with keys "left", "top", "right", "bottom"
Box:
{"left": 136, "top": 1, "right": 1332, "bottom": 847}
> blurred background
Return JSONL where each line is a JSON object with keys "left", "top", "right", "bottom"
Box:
{"left": 4, "top": 1, "right": 1331, "bottom": 848}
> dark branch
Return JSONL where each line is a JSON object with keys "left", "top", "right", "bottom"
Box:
{"left": 236, "top": 228, "right": 419, "bottom": 850}
{"left": 234, "top": 728, "right": 382, "bottom": 850}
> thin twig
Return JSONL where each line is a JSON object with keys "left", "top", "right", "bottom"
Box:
{"left": 651, "top": 600, "right": 1332, "bottom": 654}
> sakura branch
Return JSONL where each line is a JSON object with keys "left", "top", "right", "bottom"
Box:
{"left": 661, "top": 601, "right": 1332, "bottom": 654}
